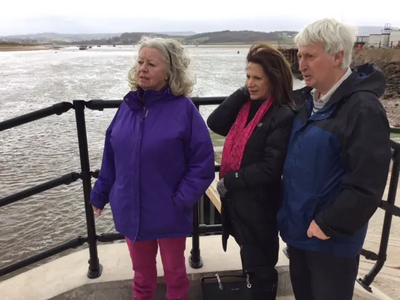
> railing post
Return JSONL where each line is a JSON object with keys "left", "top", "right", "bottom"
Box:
{"left": 73, "top": 100, "right": 102, "bottom": 278}
{"left": 358, "top": 145, "right": 400, "bottom": 289}
{"left": 189, "top": 196, "right": 203, "bottom": 268}
{"left": 189, "top": 102, "right": 203, "bottom": 269}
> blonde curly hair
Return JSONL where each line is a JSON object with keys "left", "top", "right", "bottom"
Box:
{"left": 128, "top": 36, "right": 196, "bottom": 97}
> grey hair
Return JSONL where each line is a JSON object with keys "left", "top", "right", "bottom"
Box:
{"left": 294, "top": 18, "right": 357, "bottom": 69}
{"left": 128, "top": 36, "right": 196, "bottom": 97}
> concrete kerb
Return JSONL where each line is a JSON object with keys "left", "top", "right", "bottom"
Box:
{"left": 0, "top": 235, "right": 394, "bottom": 300}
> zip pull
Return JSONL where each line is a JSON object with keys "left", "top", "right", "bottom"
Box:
{"left": 144, "top": 108, "right": 149, "bottom": 118}
{"left": 215, "top": 273, "right": 223, "bottom": 290}
{"left": 246, "top": 273, "right": 252, "bottom": 289}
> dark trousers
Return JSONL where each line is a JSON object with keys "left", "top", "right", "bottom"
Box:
{"left": 238, "top": 236, "right": 279, "bottom": 300}
{"left": 225, "top": 197, "right": 279, "bottom": 300}
{"left": 288, "top": 246, "right": 359, "bottom": 300}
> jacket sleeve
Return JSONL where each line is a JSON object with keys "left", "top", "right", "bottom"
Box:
{"left": 173, "top": 102, "right": 216, "bottom": 209}
{"left": 90, "top": 108, "right": 120, "bottom": 210}
{"left": 223, "top": 107, "right": 295, "bottom": 191}
{"left": 315, "top": 97, "right": 392, "bottom": 237}
{"left": 207, "top": 88, "right": 248, "bottom": 136}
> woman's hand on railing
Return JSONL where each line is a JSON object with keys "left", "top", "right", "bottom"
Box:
{"left": 92, "top": 206, "right": 102, "bottom": 216}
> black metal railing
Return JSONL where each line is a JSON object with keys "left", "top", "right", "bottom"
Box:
{"left": 0, "top": 98, "right": 223, "bottom": 279}
{"left": 357, "top": 138, "right": 400, "bottom": 291}
{"left": 0, "top": 97, "right": 399, "bottom": 295}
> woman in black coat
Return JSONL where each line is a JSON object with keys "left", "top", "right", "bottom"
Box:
{"left": 207, "top": 42, "right": 296, "bottom": 300}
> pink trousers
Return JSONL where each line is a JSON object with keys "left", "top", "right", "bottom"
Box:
{"left": 126, "top": 237, "right": 189, "bottom": 300}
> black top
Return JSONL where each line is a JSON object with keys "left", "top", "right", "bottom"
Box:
{"left": 207, "top": 87, "right": 296, "bottom": 254}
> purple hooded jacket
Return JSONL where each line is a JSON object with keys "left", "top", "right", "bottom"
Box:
{"left": 90, "top": 87, "right": 215, "bottom": 242}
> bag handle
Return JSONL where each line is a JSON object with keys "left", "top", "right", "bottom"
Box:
{"left": 201, "top": 273, "right": 252, "bottom": 289}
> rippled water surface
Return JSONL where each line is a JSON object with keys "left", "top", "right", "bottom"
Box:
{"left": 0, "top": 45, "right": 303, "bottom": 271}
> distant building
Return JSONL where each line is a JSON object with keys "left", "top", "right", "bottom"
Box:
{"left": 389, "top": 31, "right": 400, "bottom": 47}
{"left": 356, "top": 23, "right": 400, "bottom": 48}
{"left": 369, "top": 33, "right": 390, "bottom": 47}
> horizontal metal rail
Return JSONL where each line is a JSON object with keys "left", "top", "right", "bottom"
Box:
{"left": 84, "top": 97, "right": 227, "bottom": 111}
{"left": 97, "top": 233, "right": 125, "bottom": 243}
{"left": 0, "top": 236, "right": 87, "bottom": 277}
{"left": 0, "top": 172, "right": 81, "bottom": 208}
{"left": 0, "top": 102, "right": 73, "bottom": 132}
{"left": 198, "top": 224, "right": 223, "bottom": 234}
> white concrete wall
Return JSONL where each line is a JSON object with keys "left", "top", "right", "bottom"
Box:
{"left": 389, "top": 31, "right": 400, "bottom": 47}
{"left": 369, "top": 34, "right": 390, "bottom": 47}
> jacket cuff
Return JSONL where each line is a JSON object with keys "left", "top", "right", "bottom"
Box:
{"left": 89, "top": 193, "right": 107, "bottom": 210}
{"left": 223, "top": 171, "right": 247, "bottom": 191}
{"left": 172, "top": 192, "right": 190, "bottom": 210}
{"left": 314, "top": 214, "right": 338, "bottom": 238}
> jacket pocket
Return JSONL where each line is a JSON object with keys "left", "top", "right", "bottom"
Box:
{"left": 287, "top": 213, "right": 312, "bottom": 241}
{"left": 172, "top": 194, "right": 192, "bottom": 225}
{"left": 277, "top": 205, "right": 311, "bottom": 242}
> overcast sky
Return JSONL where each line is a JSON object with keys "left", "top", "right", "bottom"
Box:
{"left": 1, "top": 0, "right": 399, "bottom": 35}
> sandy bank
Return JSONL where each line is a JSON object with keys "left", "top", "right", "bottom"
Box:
{"left": 382, "top": 97, "right": 400, "bottom": 127}
{"left": 352, "top": 48, "right": 400, "bottom": 127}
{"left": 353, "top": 48, "right": 400, "bottom": 99}
{"left": 0, "top": 45, "right": 57, "bottom": 52}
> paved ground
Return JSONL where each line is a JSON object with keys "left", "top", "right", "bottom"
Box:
{"left": 357, "top": 179, "right": 400, "bottom": 300}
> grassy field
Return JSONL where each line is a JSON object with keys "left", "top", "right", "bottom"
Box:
{"left": 0, "top": 42, "right": 55, "bottom": 52}
{"left": 209, "top": 131, "right": 225, "bottom": 146}
{"left": 209, "top": 131, "right": 225, "bottom": 164}
{"left": 0, "top": 42, "right": 36, "bottom": 46}
{"left": 390, "top": 128, "right": 400, "bottom": 139}
{"left": 192, "top": 37, "right": 209, "bottom": 44}
{"left": 391, "top": 133, "right": 400, "bottom": 139}
{"left": 205, "top": 42, "right": 246, "bottom": 45}
{"left": 281, "top": 36, "right": 294, "bottom": 43}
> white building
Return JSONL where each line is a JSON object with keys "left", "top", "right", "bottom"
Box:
{"left": 389, "top": 31, "right": 400, "bottom": 47}
{"left": 368, "top": 33, "right": 390, "bottom": 47}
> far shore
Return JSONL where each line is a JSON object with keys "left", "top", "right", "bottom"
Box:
{"left": 0, "top": 45, "right": 60, "bottom": 52}
{"left": 189, "top": 43, "right": 290, "bottom": 49}
{"left": 189, "top": 44, "right": 251, "bottom": 49}
{"left": 0, "top": 43, "right": 295, "bottom": 52}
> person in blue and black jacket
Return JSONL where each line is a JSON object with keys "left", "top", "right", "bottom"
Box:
{"left": 278, "top": 18, "right": 392, "bottom": 300}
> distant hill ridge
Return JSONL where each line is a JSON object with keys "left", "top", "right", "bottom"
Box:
{"left": 0, "top": 30, "right": 298, "bottom": 45}
{"left": 1, "top": 26, "right": 393, "bottom": 45}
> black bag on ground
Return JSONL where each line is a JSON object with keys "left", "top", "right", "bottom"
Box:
{"left": 201, "top": 273, "right": 252, "bottom": 300}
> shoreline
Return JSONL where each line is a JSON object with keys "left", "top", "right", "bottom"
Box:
{"left": 188, "top": 44, "right": 251, "bottom": 48}
{"left": 0, "top": 45, "right": 58, "bottom": 52}
{"left": 187, "top": 43, "right": 285, "bottom": 49}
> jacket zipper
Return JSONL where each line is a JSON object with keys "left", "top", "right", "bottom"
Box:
{"left": 135, "top": 95, "right": 148, "bottom": 240}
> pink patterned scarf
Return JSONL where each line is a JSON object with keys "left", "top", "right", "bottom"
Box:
{"left": 220, "top": 97, "right": 273, "bottom": 178}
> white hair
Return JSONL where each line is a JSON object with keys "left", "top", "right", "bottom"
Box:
{"left": 128, "top": 36, "right": 196, "bottom": 97}
{"left": 294, "top": 18, "right": 357, "bottom": 69}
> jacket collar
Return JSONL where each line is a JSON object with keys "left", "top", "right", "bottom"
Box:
{"left": 294, "top": 63, "right": 386, "bottom": 111}
{"left": 123, "top": 85, "right": 174, "bottom": 110}
{"left": 310, "top": 67, "right": 352, "bottom": 108}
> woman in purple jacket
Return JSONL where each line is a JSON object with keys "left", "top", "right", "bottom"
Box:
{"left": 90, "top": 36, "right": 215, "bottom": 300}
